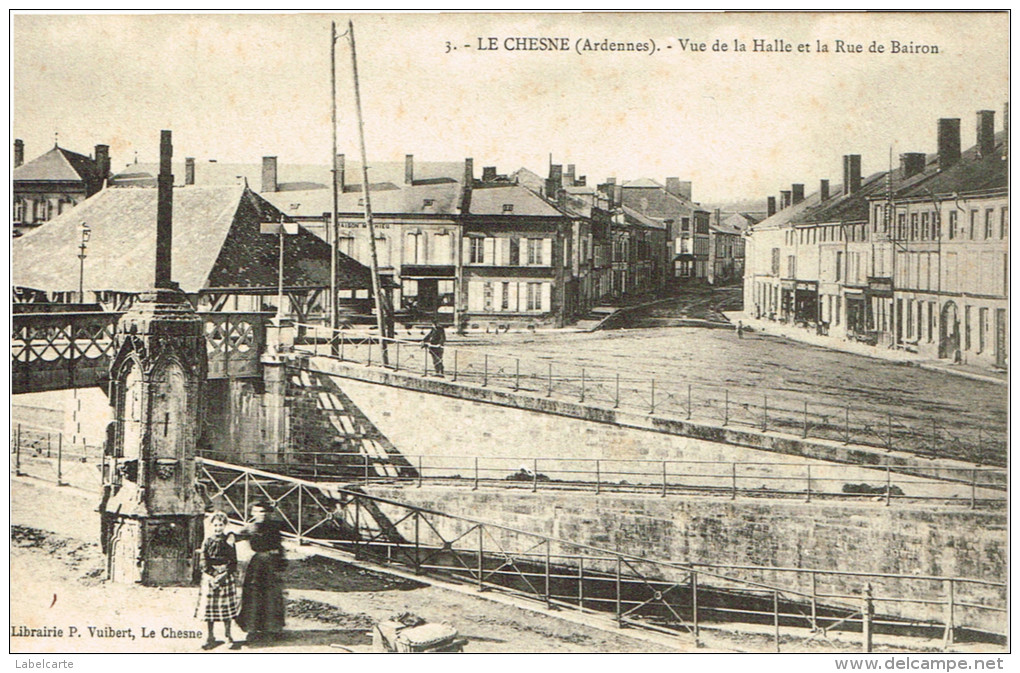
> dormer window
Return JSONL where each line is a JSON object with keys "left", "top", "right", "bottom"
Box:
{"left": 423, "top": 198, "right": 435, "bottom": 208}
{"left": 502, "top": 204, "right": 514, "bottom": 213}
{"left": 358, "top": 198, "right": 365, "bottom": 207}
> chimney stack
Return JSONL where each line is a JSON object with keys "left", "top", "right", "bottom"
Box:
{"left": 405, "top": 154, "right": 414, "bottom": 185}
{"left": 94, "top": 144, "right": 110, "bottom": 182}
{"left": 261, "top": 156, "right": 278, "bottom": 193}
{"left": 184, "top": 157, "right": 195, "bottom": 186}
{"left": 767, "top": 196, "right": 777, "bottom": 217}
{"left": 819, "top": 180, "right": 830, "bottom": 202}
{"left": 13, "top": 139, "right": 23, "bottom": 168}
{"left": 482, "top": 166, "right": 497, "bottom": 182}
{"left": 549, "top": 164, "right": 563, "bottom": 185}
{"left": 335, "top": 154, "right": 345, "bottom": 192}
{"left": 565, "top": 164, "right": 575, "bottom": 186}
{"left": 899, "top": 152, "right": 926, "bottom": 179}
{"left": 665, "top": 177, "right": 680, "bottom": 197}
{"left": 842, "top": 154, "right": 862, "bottom": 195}
{"left": 976, "top": 109, "right": 996, "bottom": 158}
{"left": 791, "top": 183, "right": 805, "bottom": 205}
{"left": 155, "top": 130, "right": 174, "bottom": 289}
{"left": 780, "top": 190, "right": 792, "bottom": 209}
{"left": 460, "top": 157, "right": 474, "bottom": 213}
{"left": 613, "top": 184, "right": 623, "bottom": 208}
{"left": 577, "top": 175, "right": 586, "bottom": 187}
{"left": 937, "top": 118, "right": 961, "bottom": 169}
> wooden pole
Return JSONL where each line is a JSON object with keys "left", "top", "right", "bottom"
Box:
{"left": 347, "top": 20, "right": 390, "bottom": 362}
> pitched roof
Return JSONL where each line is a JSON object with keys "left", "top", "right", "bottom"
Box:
{"left": 467, "top": 184, "right": 566, "bottom": 217}
{"left": 261, "top": 181, "right": 463, "bottom": 218}
{"left": 621, "top": 205, "right": 667, "bottom": 230}
{"left": 13, "top": 146, "right": 103, "bottom": 183}
{"left": 621, "top": 178, "right": 662, "bottom": 188}
{"left": 710, "top": 220, "right": 744, "bottom": 235}
{"left": 12, "top": 186, "right": 369, "bottom": 294}
{"left": 110, "top": 159, "right": 464, "bottom": 192}
{"left": 893, "top": 132, "right": 1007, "bottom": 198}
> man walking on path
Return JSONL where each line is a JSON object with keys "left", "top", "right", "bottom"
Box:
{"left": 422, "top": 318, "right": 446, "bottom": 376}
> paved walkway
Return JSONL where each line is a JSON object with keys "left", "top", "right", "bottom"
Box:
{"left": 728, "top": 312, "right": 1007, "bottom": 386}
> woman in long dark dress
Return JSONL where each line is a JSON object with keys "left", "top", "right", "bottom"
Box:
{"left": 235, "top": 501, "right": 285, "bottom": 640}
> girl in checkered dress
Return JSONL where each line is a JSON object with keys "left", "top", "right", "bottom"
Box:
{"left": 195, "top": 511, "right": 240, "bottom": 649}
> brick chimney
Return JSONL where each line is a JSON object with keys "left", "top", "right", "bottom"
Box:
{"left": 780, "top": 190, "right": 792, "bottom": 209}
{"left": 460, "top": 157, "right": 473, "bottom": 213}
{"left": 937, "top": 118, "right": 961, "bottom": 169}
{"left": 261, "top": 156, "right": 278, "bottom": 193}
{"left": 767, "top": 196, "right": 777, "bottom": 217}
{"left": 613, "top": 184, "right": 623, "bottom": 208}
{"left": 94, "top": 144, "right": 110, "bottom": 181}
{"left": 791, "top": 183, "right": 805, "bottom": 205}
{"left": 184, "top": 157, "right": 195, "bottom": 186}
{"left": 819, "top": 180, "right": 830, "bottom": 202}
{"left": 482, "top": 166, "right": 497, "bottom": 182}
{"left": 576, "top": 175, "right": 586, "bottom": 187}
{"left": 976, "top": 110, "right": 996, "bottom": 158}
{"left": 550, "top": 164, "right": 563, "bottom": 185}
{"left": 899, "top": 152, "right": 925, "bottom": 179}
{"left": 565, "top": 164, "right": 575, "bottom": 186}
{"left": 405, "top": 154, "right": 414, "bottom": 185}
{"left": 665, "top": 177, "right": 680, "bottom": 196}
{"left": 335, "top": 154, "right": 345, "bottom": 192}
{"left": 842, "top": 154, "right": 862, "bottom": 195}
{"left": 14, "top": 139, "right": 24, "bottom": 168}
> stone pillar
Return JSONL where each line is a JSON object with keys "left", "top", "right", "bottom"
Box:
{"left": 102, "top": 287, "right": 207, "bottom": 586}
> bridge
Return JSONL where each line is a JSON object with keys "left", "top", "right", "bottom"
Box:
{"left": 11, "top": 310, "right": 269, "bottom": 394}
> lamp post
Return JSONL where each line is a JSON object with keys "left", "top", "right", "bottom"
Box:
{"left": 77, "top": 222, "right": 91, "bottom": 303}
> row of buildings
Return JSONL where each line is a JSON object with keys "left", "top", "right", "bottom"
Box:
{"left": 744, "top": 107, "right": 1008, "bottom": 370}
{"left": 13, "top": 142, "right": 750, "bottom": 328}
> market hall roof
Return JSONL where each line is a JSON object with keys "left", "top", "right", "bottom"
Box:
{"left": 12, "top": 185, "right": 372, "bottom": 295}
{"left": 13, "top": 145, "right": 105, "bottom": 183}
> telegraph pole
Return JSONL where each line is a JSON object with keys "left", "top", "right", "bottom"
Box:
{"left": 347, "top": 20, "right": 391, "bottom": 363}
{"left": 329, "top": 21, "right": 339, "bottom": 332}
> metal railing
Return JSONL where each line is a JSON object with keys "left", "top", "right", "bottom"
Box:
{"left": 197, "top": 449, "right": 1006, "bottom": 509}
{"left": 197, "top": 458, "right": 1006, "bottom": 651}
{"left": 10, "top": 422, "right": 104, "bottom": 490}
{"left": 293, "top": 324, "right": 1007, "bottom": 468}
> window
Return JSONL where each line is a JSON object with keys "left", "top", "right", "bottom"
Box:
{"left": 931, "top": 212, "right": 939, "bottom": 240}
{"left": 910, "top": 213, "right": 918, "bottom": 240}
{"left": 469, "top": 237, "right": 485, "bottom": 264}
{"left": 1001, "top": 207, "right": 1009, "bottom": 239}
{"left": 13, "top": 198, "right": 24, "bottom": 223}
{"left": 835, "top": 251, "right": 843, "bottom": 281}
{"left": 526, "top": 282, "right": 541, "bottom": 311}
{"left": 970, "top": 210, "right": 977, "bottom": 239}
{"left": 948, "top": 210, "right": 957, "bottom": 240}
{"left": 509, "top": 238, "right": 520, "bottom": 265}
{"left": 897, "top": 213, "right": 906, "bottom": 239}
{"left": 985, "top": 209, "right": 994, "bottom": 239}
{"left": 906, "top": 300, "right": 914, "bottom": 339}
{"left": 422, "top": 198, "right": 435, "bottom": 208}
{"left": 681, "top": 217, "right": 690, "bottom": 232}
{"left": 787, "top": 255, "right": 796, "bottom": 278}
{"left": 502, "top": 204, "right": 514, "bottom": 213}
{"left": 405, "top": 232, "right": 424, "bottom": 264}
{"left": 432, "top": 231, "right": 451, "bottom": 264}
{"left": 928, "top": 301, "right": 935, "bottom": 343}
{"left": 771, "top": 248, "right": 780, "bottom": 276}
{"left": 527, "top": 238, "right": 544, "bottom": 265}
{"left": 920, "top": 212, "right": 929, "bottom": 240}
{"left": 501, "top": 282, "right": 510, "bottom": 311}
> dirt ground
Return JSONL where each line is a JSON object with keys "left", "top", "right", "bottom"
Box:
{"left": 9, "top": 477, "right": 679, "bottom": 654}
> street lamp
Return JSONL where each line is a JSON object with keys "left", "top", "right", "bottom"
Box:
{"left": 78, "top": 222, "right": 91, "bottom": 303}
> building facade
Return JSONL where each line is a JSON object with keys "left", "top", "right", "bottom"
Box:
{"left": 744, "top": 109, "right": 1008, "bottom": 370}
{"left": 13, "top": 140, "right": 110, "bottom": 233}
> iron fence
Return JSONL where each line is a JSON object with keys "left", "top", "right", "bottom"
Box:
{"left": 293, "top": 325, "right": 1007, "bottom": 468}
{"left": 10, "top": 422, "right": 104, "bottom": 489}
{"left": 196, "top": 458, "right": 1006, "bottom": 651}
{"left": 197, "top": 449, "right": 1006, "bottom": 508}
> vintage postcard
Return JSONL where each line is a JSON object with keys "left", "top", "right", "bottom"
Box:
{"left": 8, "top": 10, "right": 1010, "bottom": 665}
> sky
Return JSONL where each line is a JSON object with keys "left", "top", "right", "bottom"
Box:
{"left": 11, "top": 11, "right": 1010, "bottom": 204}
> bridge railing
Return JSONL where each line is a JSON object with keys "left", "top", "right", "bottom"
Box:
{"left": 196, "top": 449, "right": 1006, "bottom": 508}
{"left": 196, "top": 458, "right": 1006, "bottom": 650}
{"left": 292, "top": 324, "right": 1007, "bottom": 470}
